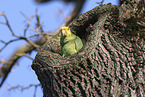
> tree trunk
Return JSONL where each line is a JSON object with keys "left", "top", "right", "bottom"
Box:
{"left": 32, "top": 1, "right": 145, "bottom": 97}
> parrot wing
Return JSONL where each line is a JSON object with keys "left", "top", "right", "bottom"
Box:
{"left": 62, "top": 41, "right": 77, "bottom": 57}
{"left": 74, "top": 36, "right": 83, "bottom": 52}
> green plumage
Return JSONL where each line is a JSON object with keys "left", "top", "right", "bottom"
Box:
{"left": 60, "top": 27, "right": 83, "bottom": 57}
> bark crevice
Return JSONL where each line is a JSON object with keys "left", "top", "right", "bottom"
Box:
{"left": 32, "top": 3, "right": 145, "bottom": 97}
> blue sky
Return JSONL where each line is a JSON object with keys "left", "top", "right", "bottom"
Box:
{"left": 0, "top": 0, "right": 118, "bottom": 97}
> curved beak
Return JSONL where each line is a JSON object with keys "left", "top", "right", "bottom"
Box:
{"left": 61, "top": 29, "right": 66, "bottom": 37}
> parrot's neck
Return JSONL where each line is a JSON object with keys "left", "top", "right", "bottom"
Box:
{"left": 65, "top": 33, "right": 75, "bottom": 39}
{"left": 63, "top": 34, "right": 77, "bottom": 44}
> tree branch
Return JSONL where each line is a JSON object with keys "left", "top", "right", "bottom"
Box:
{"left": 6, "top": 83, "right": 41, "bottom": 91}
{"left": 0, "top": 12, "right": 48, "bottom": 87}
{"left": 6, "top": 83, "right": 41, "bottom": 97}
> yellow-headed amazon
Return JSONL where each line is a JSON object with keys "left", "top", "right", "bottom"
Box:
{"left": 60, "top": 27, "right": 83, "bottom": 57}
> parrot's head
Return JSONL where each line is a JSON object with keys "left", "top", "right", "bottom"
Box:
{"left": 60, "top": 27, "right": 71, "bottom": 38}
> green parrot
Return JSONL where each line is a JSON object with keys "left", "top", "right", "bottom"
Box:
{"left": 60, "top": 27, "right": 83, "bottom": 57}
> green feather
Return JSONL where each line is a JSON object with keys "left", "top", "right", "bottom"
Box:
{"left": 60, "top": 27, "right": 83, "bottom": 57}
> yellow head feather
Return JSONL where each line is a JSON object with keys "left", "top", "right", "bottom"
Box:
{"left": 60, "top": 27, "right": 71, "bottom": 38}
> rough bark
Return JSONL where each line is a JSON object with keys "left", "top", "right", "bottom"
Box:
{"left": 32, "top": 2, "right": 145, "bottom": 97}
